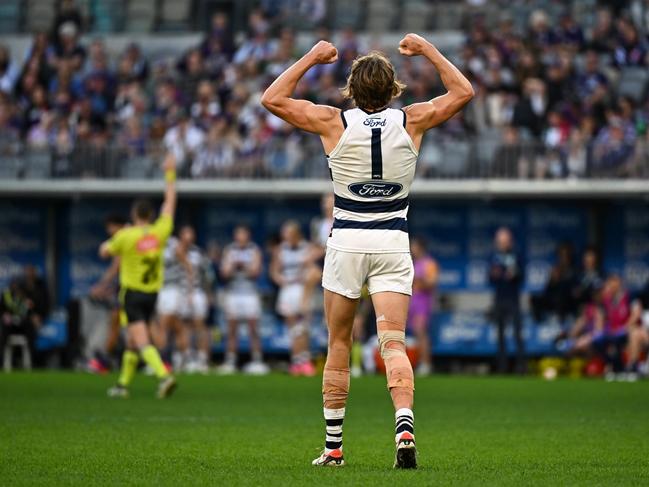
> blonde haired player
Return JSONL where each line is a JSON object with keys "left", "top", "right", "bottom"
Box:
{"left": 100, "top": 154, "right": 178, "bottom": 399}
{"left": 262, "top": 33, "right": 473, "bottom": 468}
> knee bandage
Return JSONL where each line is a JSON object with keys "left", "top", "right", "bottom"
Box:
{"left": 322, "top": 366, "right": 350, "bottom": 409}
{"left": 377, "top": 319, "right": 414, "bottom": 391}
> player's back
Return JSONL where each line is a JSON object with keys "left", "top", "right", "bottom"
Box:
{"left": 108, "top": 214, "right": 173, "bottom": 293}
{"left": 327, "top": 107, "right": 418, "bottom": 254}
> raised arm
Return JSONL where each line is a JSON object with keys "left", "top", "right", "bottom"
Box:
{"left": 261, "top": 41, "right": 343, "bottom": 150}
{"left": 160, "top": 152, "right": 177, "bottom": 218}
{"left": 399, "top": 33, "right": 474, "bottom": 144}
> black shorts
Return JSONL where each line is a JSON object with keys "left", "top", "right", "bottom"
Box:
{"left": 120, "top": 289, "right": 158, "bottom": 326}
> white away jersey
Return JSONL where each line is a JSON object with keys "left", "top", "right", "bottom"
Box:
{"left": 326, "top": 107, "right": 418, "bottom": 253}
{"left": 278, "top": 241, "right": 309, "bottom": 284}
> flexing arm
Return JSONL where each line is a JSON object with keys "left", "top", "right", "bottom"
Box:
{"left": 399, "top": 33, "right": 474, "bottom": 143}
{"left": 160, "top": 153, "right": 177, "bottom": 218}
{"left": 261, "top": 41, "right": 342, "bottom": 146}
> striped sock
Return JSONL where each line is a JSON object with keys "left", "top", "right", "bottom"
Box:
{"left": 324, "top": 407, "right": 345, "bottom": 454}
{"left": 395, "top": 408, "right": 414, "bottom": 442}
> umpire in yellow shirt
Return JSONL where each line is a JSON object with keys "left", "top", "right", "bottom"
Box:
{"left": 99, "top": 154, "right": 178, "bottom": 399}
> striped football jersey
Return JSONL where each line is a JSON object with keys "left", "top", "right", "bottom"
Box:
{"left": 326, "top": 107, "right": 418, "bottom": 253}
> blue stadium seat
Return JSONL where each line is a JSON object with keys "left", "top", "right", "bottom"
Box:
{"left": 88, "top": 0, "right": 125, "bottom": 32}
{"left": 0, "top": 0, "right": 21, "bottom": 33}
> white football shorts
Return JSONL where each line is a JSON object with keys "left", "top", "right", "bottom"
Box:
{"left": 276, "top": 283, "right": 305, "bottom": 317}
{"left": 322, "top": 247, "right": 413, "bottom": 299}
{"left": 224, "top": 291, "right": 262, "bottom": 320}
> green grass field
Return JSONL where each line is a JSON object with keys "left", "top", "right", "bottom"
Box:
{"left": 1, "top": 372, "right": 648, "bottom": 486}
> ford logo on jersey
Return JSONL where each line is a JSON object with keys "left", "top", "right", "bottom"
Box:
{"left": 363, "top": 118, "right": 387, "bottom": 128}
{"left": 348, "top": 182, "right": 403, "bottom": 198}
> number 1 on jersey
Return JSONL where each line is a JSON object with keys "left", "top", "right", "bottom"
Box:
{"left": 371, "top": 128, "right": 383, "bottom": 180}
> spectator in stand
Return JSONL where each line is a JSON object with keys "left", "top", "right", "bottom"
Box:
{"left": 177, "top": 49, "right": 210, "bottom": 103}
{"left": 0, "top": 45, "right": 18, "bottom": 94}
{"left": 589, "top": 8, "right": 616, "bottom": 52}
{"left": 575, "top": 50, "right": 608, "bottom": 112}
{"left": 512, "top": 78, "right": 547, "bottom": 138}
{"left": 190, "top": 80, "right": 221, "bottom": 130}
{"left": 613, "top": 19, "right": 646, "bottom": 67}
{"left": 591, "top": 118, "right": 636, "bottom": 176}
{"left": 52, "top": 0, "right": 84, "bottom": 39}
{"left": 51, "top": 22, "right": 85, "bottom": 73}
{"left": 233, "top": 9, "right": 276, "bottom": 65}
{"left": 592, "top": 274, "right": 631, "bottom": 379}
{"left": 191, "top": 117, "right": 238, "bottom": 177}
{"left": 163, "top": 110, "right": 205, "bottom": 176}
{"left": 492, "top": 126, "right": 526, "bottom": 178}
{"left": 554, "top": 12, "right": 584, "bottom": 49}
{"left": 200, "top": 12, "right": 235, "bottom": 62}
{"left": 489, "top": 227, "right": 525, "bottom": 374}
{"left": 0, "top": 100, "right": 20, "bottom": 153}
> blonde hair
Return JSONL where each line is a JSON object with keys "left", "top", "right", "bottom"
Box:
{"left": 341, "top": 51, "right": 405, "bottom": 111}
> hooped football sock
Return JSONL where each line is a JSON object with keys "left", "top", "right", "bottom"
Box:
{"left": 324, "top": 407, "right": 345, "bottom": 454}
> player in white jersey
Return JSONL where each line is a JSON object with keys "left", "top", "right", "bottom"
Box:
{"left": 270, "top": 220, "right": 316, "bottom": 376}
{"left": 155, "top": 234, "right": 191, "bottom": 370}
{"left": 179, "top": 225, "right": 213, "bottom": 373}
{"left": 262, "top": 34, "right": 474, "bottom": 468}
{"left": 219, "top": 225, "right": 268, "bottom": 375}
{"left": 156, "top": 225, "right": 211, "bottom": 373}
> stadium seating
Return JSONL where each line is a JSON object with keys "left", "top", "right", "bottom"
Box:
{"left": 366, "top": 0, "right": 396, "bottom": 31}
{"left": 88, "top": 0, "right": 125, "bottom": 32}
{"left": 617, "top": 67, "right": 649, "bottom": 103}
{"left": 332, "top": 0, "right": 363, "bottom": 29}
{"left": 400, "top": 0, "right": 431, "bottom": 32}
{"left": 25, "top": 0, "right": 56, "bottom": 31}
{"left": 3, "top": 335, "right": 32, "bottom": 372}
{"left": 0, "top": 0, "right": 21, "bottom": 33}
{"left": 158, "top": 0, "right": 192, "bottom": 31}
{"left": 124, "top": 0, "right": 156, "bottom": 32}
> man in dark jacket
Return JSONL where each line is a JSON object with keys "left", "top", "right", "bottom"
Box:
{"left": 489, "top": 227, "right": 525, "bottom": 374}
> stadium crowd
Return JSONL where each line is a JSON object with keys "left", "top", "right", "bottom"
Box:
{"left": 1, "top": 1, "right": 649, "bottom": 178}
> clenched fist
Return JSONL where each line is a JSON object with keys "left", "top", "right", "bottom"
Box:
{"left": 398, "top": 33, "right": 431, "bottom": 57}
{"left": 309, "top": 40, "right": 338, "bottom": 64}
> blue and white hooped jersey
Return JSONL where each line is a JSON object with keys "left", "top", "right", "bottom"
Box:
{"left": 326, "top": 107, "right": 419, "bottom": 253}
